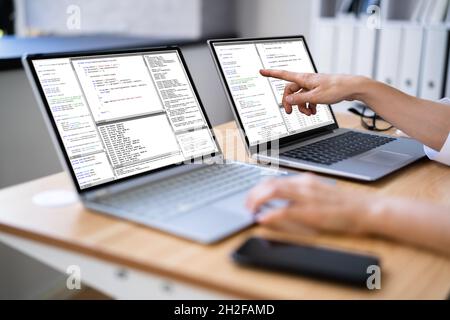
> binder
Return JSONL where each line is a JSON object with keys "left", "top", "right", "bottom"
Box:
{"left": 423, "top": 0, "right": 438, "bottom": 24}
{"left": 352, "top": 24, "right": 377, "bottom": 77}
{"left": 334, "top": 20, "right": 356, "bottom": 74}
{"left": 376, "top": 24, "right": 403, "bottom": 87}
{"left": 446, "top": 51, "right": 450, "bottom": 98}
{"left": 419, "top": 26, "right": 449, "bottom": 100}
{"left": 379, "top": 0, "right": 391, "bottom": 22}
{"left": 397, "top": 26, "right": 424, "bottom": 97}
{"left": 336, "top": 0, "right": 357, "bottom": 18}
{"left": 312, "top": 19, "right": 337, "bottom": 74}
{"left": 446, "top": 0, "right": 450, "bottom": 21}
{"left": 411, "top": 0, "right": 429, "bottom": 22}
{"left": 426, "top": 0, "right": 449, "bottom": 24}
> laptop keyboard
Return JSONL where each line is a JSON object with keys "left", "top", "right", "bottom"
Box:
{"left": 281, "top": 131, "right": 396, "bottom": 166}
{"left": 95, "top": 164, "right": 279, "bottom": 222}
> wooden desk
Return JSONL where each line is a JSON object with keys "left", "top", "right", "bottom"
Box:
{"left": 0, "top": 113, "right": 449, "bottom": 299}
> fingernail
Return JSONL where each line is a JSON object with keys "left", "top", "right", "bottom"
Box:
{"left": 286, "top": 95, "right": 293, "bottom": 103}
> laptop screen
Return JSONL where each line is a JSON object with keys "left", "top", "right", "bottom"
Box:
{"left": 210, "top": 37, "right": 336, "bottom": 147}
{"left": 31, "top": 50, "right": 218, "bottom": 190}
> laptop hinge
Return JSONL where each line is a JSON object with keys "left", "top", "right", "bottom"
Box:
{"left": 279, "top": 129, "right": 335, "bottom": 149}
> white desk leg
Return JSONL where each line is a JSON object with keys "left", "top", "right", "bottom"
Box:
{"left": 0, "top": 232, "right": 233, "bottom": 300}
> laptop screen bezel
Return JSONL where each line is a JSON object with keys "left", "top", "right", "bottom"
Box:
{"left": 24, "top": 46, "right": 221, "bottom": 194}
{"left": 208, "top": 35, "right": 339, "bottom": 154}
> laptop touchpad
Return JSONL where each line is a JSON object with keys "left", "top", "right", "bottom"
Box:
{"left": 359, "top": 151, "right": 411, "bottom": 166}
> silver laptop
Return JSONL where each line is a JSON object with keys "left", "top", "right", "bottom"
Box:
{"left": 208, "top": 36, "right": 425, "bottom": 181}
{"left": 23, "top": 47, "right": 288, "bottom": 244}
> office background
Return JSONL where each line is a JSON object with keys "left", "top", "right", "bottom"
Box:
{"left": 0, "top": 0, "right": 448, "bottom": 299}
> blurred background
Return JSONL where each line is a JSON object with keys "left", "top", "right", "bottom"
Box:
{"left": 0, "top": 0, "right": 449, "bottom": 298}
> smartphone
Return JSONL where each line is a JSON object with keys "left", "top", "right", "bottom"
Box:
{"left": 232, "top": 237, "right": 380, "bottom": 287}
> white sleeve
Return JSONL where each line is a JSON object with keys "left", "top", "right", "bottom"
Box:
{"left": 423, "top": 98, "right": 450, "bottom": 166}
{"left": 424, "top": 134, "right": 450, "bottom": 166}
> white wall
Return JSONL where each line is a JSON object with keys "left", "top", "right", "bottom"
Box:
{"left": 236, "top": 0, "right": 313, "bottom": 40}
{"left": 15, "top": 0, "right": 235, "bottom": 39}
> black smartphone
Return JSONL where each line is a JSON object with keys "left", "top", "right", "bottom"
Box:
{"left": 232, "top": 237, "right": 380, "bottom": 287}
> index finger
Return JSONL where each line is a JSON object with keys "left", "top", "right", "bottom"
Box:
{"left": 260, "top": 69, "right": 300, "bottom": 82}
{"left": 260, "top": 69, "right": 313, "bottom": 88}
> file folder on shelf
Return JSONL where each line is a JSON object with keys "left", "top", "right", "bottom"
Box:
{"left": 412, "top": 0, "right": 429, "bottom": 22}
{"left": 376, "top": 24, "right": 403, "bottom": 87}
{"left": 398, "top": 26, "right": 424, "bottom": 97}
{"left": 426, "top": 0, "right": 449, "bottom": 24}
{"left": 353, "top": 24, "right": 377, "bottom": 77}
{"left": 313, "top": 19, "right": 337, "bottom": 74}
{"left": 419, "top": 26, "right": 448, "bottom": 100}
{"left": 334, "top": 21, "right": 356, "bottom": 74}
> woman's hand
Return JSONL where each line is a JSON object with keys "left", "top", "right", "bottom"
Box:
{"left": 260, "top": 69, "right": 367, "bottom": 115}
{"left": 246, "top": 174, "right": 376, "bottom": 234}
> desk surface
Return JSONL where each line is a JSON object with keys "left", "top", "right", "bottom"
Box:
{"left": 0, "top": 113, "right": 449, "bottom": 299}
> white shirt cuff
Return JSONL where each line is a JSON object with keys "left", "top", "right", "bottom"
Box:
{"left": 424, "top": 133, "right": 450, "bottom": 166}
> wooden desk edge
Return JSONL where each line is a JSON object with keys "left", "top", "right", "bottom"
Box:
{"left": 0, "top": 214, "right": 252, "bottom": 299}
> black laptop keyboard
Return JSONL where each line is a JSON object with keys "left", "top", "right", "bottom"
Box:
{"left": 281, "top": 132, "right": 396, "bottom": 166}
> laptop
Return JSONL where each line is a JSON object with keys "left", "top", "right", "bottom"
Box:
{"left": 208, "top": 36, "right": 425, "bottom": 181}
{"left": 23, "top": 47, "right": 288, "bottom": 244}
